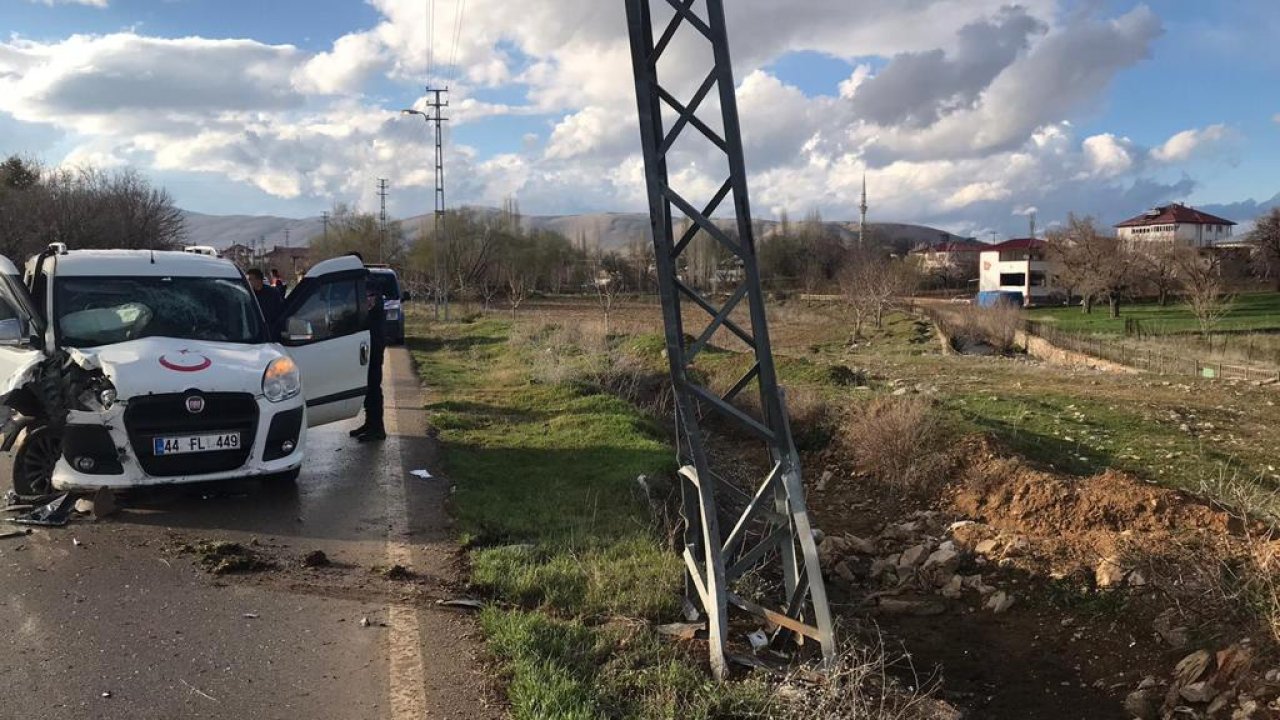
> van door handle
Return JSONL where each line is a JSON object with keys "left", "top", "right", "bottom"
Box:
{"left": 360, "top": 342, "right": 370, "bottom": 366}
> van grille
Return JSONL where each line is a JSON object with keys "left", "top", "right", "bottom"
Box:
{"left": 124, "top": 393, "right": 258, "bottom": 477}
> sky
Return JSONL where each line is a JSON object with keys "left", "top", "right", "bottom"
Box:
{"left": 1, "top": 0, "right": 1277, "bottom": 238}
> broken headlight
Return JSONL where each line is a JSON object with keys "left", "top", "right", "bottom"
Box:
{"left": 263, "top": 356, "right": 301, "bottom": 403}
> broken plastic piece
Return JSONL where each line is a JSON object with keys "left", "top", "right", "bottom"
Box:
{"left": 747, "top": 629, "right": 769, "bottom": 652}
{"left": 8, "top": 493, "right": 76, "bottom": 527}
{"left": 409, "top": 469, "right": 433, "bottom": 480}
{"left": 435, "top": 598, "right": 484, "bottom": 611}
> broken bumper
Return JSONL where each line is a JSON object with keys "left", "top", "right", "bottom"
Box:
{"left": 50, "top": 395, "right": 308, "bottom": 491}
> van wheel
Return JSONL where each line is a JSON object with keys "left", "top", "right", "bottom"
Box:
{"left": 13, "top": 425, "right": 61, "bottom": 497}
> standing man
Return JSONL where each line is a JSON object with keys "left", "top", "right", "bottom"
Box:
{"left": 270, "top": 268, "right": 289, "bottom": 296}
{"left": 247, "top": 268, "right": 283, "bottom": 331}
{"left": 349, "top": 254, "right": 387, "bottom": 442}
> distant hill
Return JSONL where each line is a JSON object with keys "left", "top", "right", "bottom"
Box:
{"left": 180, "top": 208, "right": 965, "bottom": 253}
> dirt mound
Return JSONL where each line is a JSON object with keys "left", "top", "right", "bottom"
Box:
{"left": 949, "top": 438, "right": 1245, "bottom": 552}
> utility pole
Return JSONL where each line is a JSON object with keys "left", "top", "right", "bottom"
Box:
{"left": 284, "top": 228, "right": 290, "bottom": 248}
{"left": 403, "top": 88, "right": 449, "bottom": 320}
{"left": 1029, "top": 211, "right": 1038, "bottom": 240}
{"left": 377, "top": 178, "right": 390, "bottom": 264}
{"left": 322, "top": 211, "right": 330, "bottom": 241}
{"left": 859, "top": 172, "right": 869, "bottom": 248}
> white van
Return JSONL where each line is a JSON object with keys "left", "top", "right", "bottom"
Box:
{"left": 0, "top": 246, "right": 371, "bottom": 495}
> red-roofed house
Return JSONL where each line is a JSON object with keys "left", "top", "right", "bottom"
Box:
{"left": 1115, "top": 203, "right": 1236, "bottom": 247}
{"left": 911, "top": 238, "right": 987, "bottom": 283}
{"left": 979, "top": 238, "right": 1057, "bottom": 304}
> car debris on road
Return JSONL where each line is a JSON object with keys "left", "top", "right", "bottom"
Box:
{"left": 7, "top": 492, "right": 75, "bottom": 527}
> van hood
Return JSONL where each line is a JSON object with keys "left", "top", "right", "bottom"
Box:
{"left": 68, "top": 337, "right": 282, "bottom": 400}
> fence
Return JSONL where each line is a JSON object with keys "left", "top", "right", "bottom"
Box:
{"left": 1024, "top": 320, "right": 1280, "bottom": 383}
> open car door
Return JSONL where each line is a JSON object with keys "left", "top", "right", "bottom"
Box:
{"left": 278, "top": 256, "right": 370, "bottom": 427}
{"left": 0, "top": 256, "right": 46, "bottom": 398}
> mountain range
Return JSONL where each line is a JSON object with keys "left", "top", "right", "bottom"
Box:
{"left": 181, "top": 193, "right": 1280, "bottom": 254}
{"left": 180, "top": 208, "right": 969, "bottom": 254}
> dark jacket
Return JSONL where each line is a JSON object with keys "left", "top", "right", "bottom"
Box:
{"left": 367, "top": 294, "right": 386, "bottom": 350}
{"left": 255, "top": 286, "right": 284, "bottom": 331}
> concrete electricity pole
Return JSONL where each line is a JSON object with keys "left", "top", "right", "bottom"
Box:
{"left": 377, "top": 178, "right": 390, "bottom": 264}
{"left": 403, "top": 88, "right": 450, "bottom": 320}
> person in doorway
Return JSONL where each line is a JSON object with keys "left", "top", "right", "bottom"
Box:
{"left": 349, "top": 253, "right": 387, "bottom": 442}
{"left": 246, "top": 268, "right": 283, "bottom": 331}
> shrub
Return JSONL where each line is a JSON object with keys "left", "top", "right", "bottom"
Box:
{"left": 941, "top": 303, "right": 1024, "bottom": 354}
{"left": 842, "top": 396, "right": 953, "bottom": 496}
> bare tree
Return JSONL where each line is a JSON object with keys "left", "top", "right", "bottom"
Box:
{"left": 593, "top": 257, "right": 626, "bottom": 335}
{"left": 839, "top": 249, "right": 918, "bottom": 335}
{"left": 1046, "top": 215, "right": 1136, "bottom": 317}
{"left": 1248, "top": 208, "right": 1280, "bottom": 291}
{"left": 1135, "top": 241, "right": 1183, "bottom": 306}
{"left": 1177, "top": 250, "right": 1234, "bottom": 337}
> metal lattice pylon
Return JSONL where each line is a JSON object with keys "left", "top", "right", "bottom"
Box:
{"left": 625, "top": 0, "right": 835, "bottom": 678}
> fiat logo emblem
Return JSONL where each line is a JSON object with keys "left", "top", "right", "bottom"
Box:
{"left": 185, "top": 395, "right": 206, "bottom": 414}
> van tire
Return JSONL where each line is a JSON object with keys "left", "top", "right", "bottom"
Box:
{"left": 12, "top": 425, "right": 61, "bottom": 497}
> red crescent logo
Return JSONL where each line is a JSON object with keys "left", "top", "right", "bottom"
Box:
{"left": 159, "top": 351, "right": 212, "bottom": 373}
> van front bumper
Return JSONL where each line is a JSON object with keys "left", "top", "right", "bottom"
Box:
{"left": 51, "top": 395, "right": 308, "bottom": 492}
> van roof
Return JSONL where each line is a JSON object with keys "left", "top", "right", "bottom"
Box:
{"left": 51, "top": 250, "right": 243, "bottom": 279}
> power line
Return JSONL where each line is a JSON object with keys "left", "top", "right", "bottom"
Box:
{"left": 447, "top": 0, "right": 468, "bottom": 83}
{"left": 426, "top": 0, "right": 436, "bottom": 83}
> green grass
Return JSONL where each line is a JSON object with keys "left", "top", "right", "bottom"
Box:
{"left": 405, "top": 311, "right": 775, "bottom": 719}
{"left": 1028, "top": 292, "right": 1280, "bottom": 335}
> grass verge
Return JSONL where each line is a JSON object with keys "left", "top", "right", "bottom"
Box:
{"left": 405, "top": 311, "right": 775, "bottom": 718}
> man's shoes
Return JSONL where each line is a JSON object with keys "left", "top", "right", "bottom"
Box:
{"left": 348, "top": 424, "right": 368, "bottom": 438}
{"left": 356, "top": 428, "right": 387, "bottom": 443}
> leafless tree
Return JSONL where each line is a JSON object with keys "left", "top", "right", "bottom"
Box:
{"left": 1177, "top": 250, "right": 1234, "bottom": 337}
{"left": 1135, "top": 241, "right": 1184, "bottom": 306}
{"left": 1046, "top": 215, "right": 1137, "bottom": 317}
{"left": 1248, "top": 208, "right": 1280, "bottom": 291}
{"left": 839, "top": 250, "right": 918, "bottom": 336}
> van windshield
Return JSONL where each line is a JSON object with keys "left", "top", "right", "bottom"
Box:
{"left": 54, "top": 276, "right": 264, "bottom": 348}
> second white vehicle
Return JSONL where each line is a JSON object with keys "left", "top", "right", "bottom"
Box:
{"left": 0, "top": 247, "right": 371, "bottom": 495}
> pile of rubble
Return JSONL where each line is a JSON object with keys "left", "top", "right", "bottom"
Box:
{"left": 1123, "top": 643, "right": 1280, "bottom": 719}
{"left": 818, "top": 510, "right": 1025, "bottom": 616}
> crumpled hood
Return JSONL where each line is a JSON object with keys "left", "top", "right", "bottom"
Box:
{"left": 69, "top": 337, "right": 283, "bottom": 400}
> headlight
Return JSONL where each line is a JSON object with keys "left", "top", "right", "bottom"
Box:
{"left": 99, "top": 387, "right": 118, "bottom": 409}
{"left": 263, "top": 357, "right": 301, "bottom": 403}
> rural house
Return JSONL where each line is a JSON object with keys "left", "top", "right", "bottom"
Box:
{"left": 978, "top": 238, "right": 1056, "bottom": 304}
{"left": 1115, "top": 203, "right": 1237, "bottom": 247}
{"left": 911, "top": 238, "right": 987, "bottom": 285}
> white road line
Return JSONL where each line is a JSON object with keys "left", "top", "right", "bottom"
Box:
{"left": 383, "top": 357, "right": 429, "bottom": 719}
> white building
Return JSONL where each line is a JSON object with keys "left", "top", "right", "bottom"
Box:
{"left": 978, "top": 238, "right": 1056, "bottom": 304}
{"left": 1115, "top": 203, "right": 1237, "bottom": 247}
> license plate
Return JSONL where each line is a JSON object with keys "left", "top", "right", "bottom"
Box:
{"left": 153, "top": 433, "right": 241, "bottom": 456}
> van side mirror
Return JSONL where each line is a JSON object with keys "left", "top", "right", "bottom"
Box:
{"left": 0, "top": 317, "right": 26, "bottom": 346}
{"left": 284, "top": 317, "right": 315, "bottom": 342}
{"left": 401, "top": 291, "right": 412, "bottom": 302}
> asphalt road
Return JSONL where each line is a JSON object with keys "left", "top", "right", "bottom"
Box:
{"left": 0, "top": 349, "right": 498, "bottom": 720}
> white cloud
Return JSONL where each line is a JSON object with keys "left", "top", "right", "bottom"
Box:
{"left": 1151, "top": 124, "right": 1230, "bottom": 162}
{"left": 0, "top": 1, "right": 1212, "bottom": 235}
{"left": 1082, "top": 133, "right": 1135, "bottom": 177}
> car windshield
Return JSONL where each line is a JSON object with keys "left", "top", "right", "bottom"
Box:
{"left": 55, "top": 276, "right": 264, "bottom": 348}
{"left": 368, "top": 272, "right": 401, "bottom": 300}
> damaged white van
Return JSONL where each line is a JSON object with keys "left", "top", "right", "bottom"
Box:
{"left": 0, "top": 246, "right": 371, "bottom": 496}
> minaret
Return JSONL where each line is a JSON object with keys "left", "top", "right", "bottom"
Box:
{"left": 858, "top": 173, "right": 869, "bottom": 248}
